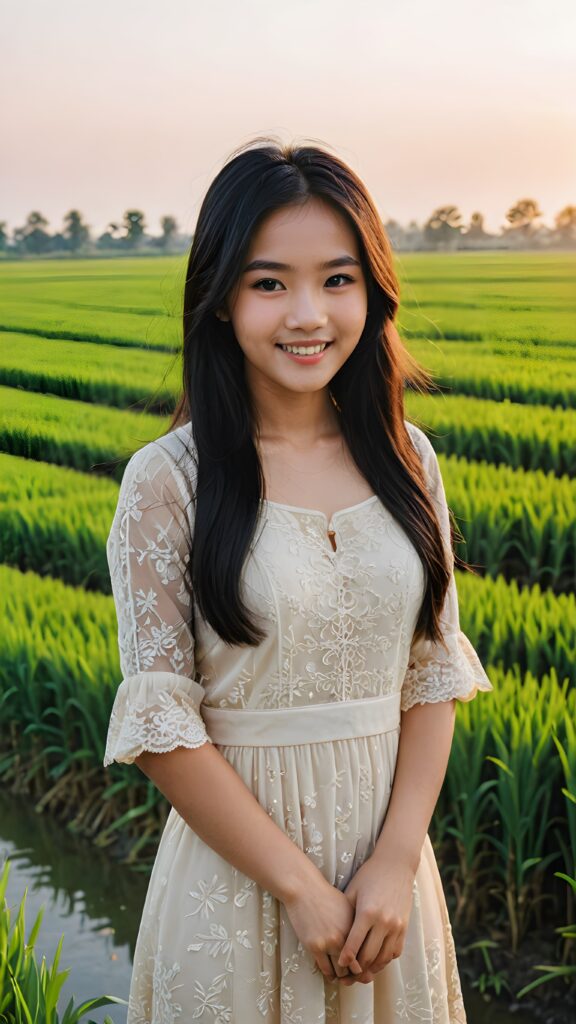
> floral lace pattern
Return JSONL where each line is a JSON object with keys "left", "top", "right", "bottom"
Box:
{"left": 401, "top": 629, "right": 493, "bottom": 713}
{"left": 104, "top": 442, "right": 212, "bottom": 764}
{"left": 103, "top": 671, "right": 211, "bottom": 766}
{"left": 103, "top": 419, "right": 493, "bottom": 1021}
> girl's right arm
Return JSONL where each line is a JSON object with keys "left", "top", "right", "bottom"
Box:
{"left": 135, "top": 740, "right": 320, "bottom": 904}
{"left": 134, "top": 742, "right": 364, "bottom": 982}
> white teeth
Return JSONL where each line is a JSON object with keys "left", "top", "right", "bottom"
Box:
{"left": 279, "top": 343, "right": 328, "bottom": 355}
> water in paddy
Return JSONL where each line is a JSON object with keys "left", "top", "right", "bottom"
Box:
{"left": 0, "top": 792, "right": 540, "bottom": 1023}
{"left": 0, "top": 793, "right": 144, "bottom": 1022}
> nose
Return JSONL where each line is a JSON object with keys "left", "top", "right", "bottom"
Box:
{"left": 284, "top": 288, "right": 328, "bottom": 333}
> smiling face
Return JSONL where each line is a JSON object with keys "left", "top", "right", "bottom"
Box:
{"left": 218, "top": 197, "right": 369, "bottom": 403}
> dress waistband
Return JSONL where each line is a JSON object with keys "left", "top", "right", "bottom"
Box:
{"left": 201, "top": 691, "right": 401, "bottom": 747}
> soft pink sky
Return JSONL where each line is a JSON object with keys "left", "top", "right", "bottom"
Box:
{"left": 2, "top": 0, "right": 575, "bottom": 237}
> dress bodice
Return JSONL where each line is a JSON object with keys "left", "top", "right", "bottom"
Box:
{"left": 194, "top": 491, "right": 425, "bottom": 711}
{"left": 103, "top": 420, "right": 493, "bottom": 766}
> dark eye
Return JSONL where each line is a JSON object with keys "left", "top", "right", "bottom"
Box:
{"left": 252, "top": 274, "right": 355, "bottom": 291}
{"left": 327, "top": 274, "right": 354, "bottom": 287}
{"left": 252, "top": 278, "right": 283, "bottom": 291}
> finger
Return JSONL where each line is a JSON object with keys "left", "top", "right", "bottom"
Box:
{"left": 347, "top": 955, "right": 363, "bottom": 975}
{"left": 378, "top": 936, "right": 402, "bottom": 967}
{"left": 332, "top": 957, "right": 363, "bottom": 980}
{"left": 337, "top": 917, "right": 370, "bottom": 970}
{"left": 371, "top": 944, "right": 402, "bottom": 973}
{"left": 315, "top": 952, "right": 336, "bottom": 980}
{"left": 355, "top": 927, "right": 387, "bottom": 973}
{"left": 335, "top": 947, "right": 363, "bottom": 974}
{"left": 339, "top": 970, "right": 358, "bottom": 986}
{"left": 329, "top": 953, "right": 350, "bottom": 979}
{"left": 342, "top": 969, "right": 374, "bottom": 986}
{"left": 340, "top": 972, "right": 360, "bottom": 986}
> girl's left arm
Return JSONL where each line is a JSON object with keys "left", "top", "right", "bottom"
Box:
{"left": 336, "top": 700, "right": 456, "bottom": 983}
{"left": 373, "top": 696, "right": 456, "bottom": 872}
{"left": 337, "top": 426, "right": 494, "bottom": 982}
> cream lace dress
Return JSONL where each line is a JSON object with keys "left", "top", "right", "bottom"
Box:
{"left": 103, "top": 419, "right": 493, "bottom": 1024}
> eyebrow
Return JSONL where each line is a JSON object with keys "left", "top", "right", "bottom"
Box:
{"left": 242, "top": 254, "right": 361, "bottom": 273}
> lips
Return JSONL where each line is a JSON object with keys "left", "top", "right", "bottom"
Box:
{"left": 275, "top": 342, "right": 333, "bottom": 364}
{"left": 275, "top": 342, "right": 333, "bottom": 352}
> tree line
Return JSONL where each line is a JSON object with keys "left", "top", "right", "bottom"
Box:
{"left": 0, "top": 209, "right": 179, "bottom": 256}
{"left": 1, "top": 199, "right": 575, "bottom": 257}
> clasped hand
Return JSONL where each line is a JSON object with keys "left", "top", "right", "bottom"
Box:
{"left": 337, "top": 853, "right": 416, "bottom": 984}
{"left": 284, "top": 851, "right": 416, "bottom": 985}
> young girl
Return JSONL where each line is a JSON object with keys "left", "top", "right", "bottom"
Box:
{"left": 103, "top": 136, "right": 493, "bottom": 1023}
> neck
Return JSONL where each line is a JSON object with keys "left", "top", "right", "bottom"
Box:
{"left": 247, "top": 373, "right": 341, "bottom": 446}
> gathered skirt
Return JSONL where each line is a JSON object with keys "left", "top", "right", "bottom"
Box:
{"left": 126, "top": 693, "right": 467, "bottom": 1023}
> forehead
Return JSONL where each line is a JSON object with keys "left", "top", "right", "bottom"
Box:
{"left": 247, "top": 199, "right": 359, "bottom": 259}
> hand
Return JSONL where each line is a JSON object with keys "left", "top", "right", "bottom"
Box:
{"left": 283, "top": 875, "right": 365, "bottom": 982}
{"left": 336, "top": 852, "right": 416, "bottom": 985}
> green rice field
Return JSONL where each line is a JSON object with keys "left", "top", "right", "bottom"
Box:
{"left": 1, "top": 252, "right": 575, "bottom": 1007}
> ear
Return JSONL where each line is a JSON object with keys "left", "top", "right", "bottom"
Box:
{"left": 215, "top": 309, "right": 230, "bottom": 322}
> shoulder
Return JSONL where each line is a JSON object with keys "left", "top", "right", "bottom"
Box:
{"left": 404, "top": 420, "right": 436, "bottom": 467}
{"left": 120, "top": 421, "right": 197, "bottom": 508}
{"left": 403, "top": 419, "right": 444, "bottom": 497}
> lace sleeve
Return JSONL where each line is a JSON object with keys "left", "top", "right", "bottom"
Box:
{"left": 400, "top": 425, "right": 494, "bottom": 714}
{"left": 103, "top": 439, "right": 212, "bottom": 766}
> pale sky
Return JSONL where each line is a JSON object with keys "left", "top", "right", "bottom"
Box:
{"left": 2, "top": 0, "right": 575, "bottom": 237}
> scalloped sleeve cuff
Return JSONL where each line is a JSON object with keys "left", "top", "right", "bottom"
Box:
{"left": 103, "top": 670, "right": 213, "bottom": 766}
{"left": 400, "top": 630, "right": 494, "bottom": 713}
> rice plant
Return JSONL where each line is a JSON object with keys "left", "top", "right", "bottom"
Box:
{"left": 0, "top": 332, "right": 180, "bottom": 413}
{"left": 0, "top": 858, "right": 126, "bottom": 1021}
{"left": 406, "top": 391, "right": 576, "bottom": 476}
{"left": 0, "top": 386, "right": 165, "bottom": 480}
{"left": 408, "top": 337, "right": 576, "bottom": 408}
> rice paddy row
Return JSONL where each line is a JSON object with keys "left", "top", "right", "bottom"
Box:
{"left": 0, "top": 332, "right": 181, "bottom": 412}
{"left": 407, "top": 337, "right": 576, "bottom": 408}
{"left": 406, "top": 392, "right": 576, "bottom": 476}
{"left": 0, "top": 386, "right": 165, "bottom": 480}
{"left": 3, "top": 331, "right": 576, "bottom": 411}
{"left": 396, "top": 251, "right": 576, "bottom": 347}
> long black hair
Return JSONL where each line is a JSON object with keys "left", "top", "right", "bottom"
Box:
{"left": 163, "top": 135, "right": 463, "bottom": 649}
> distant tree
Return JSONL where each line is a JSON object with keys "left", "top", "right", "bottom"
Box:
{"left": 159, "top": 215, "right": 178, "bottom": 250}
{"left": 423, "top": 205, "right": 463, "bottom": 248}
{"left": 400, "top": 220, "right": 423, "bottom": 250}
{"left": 383, "top": 218, "right": 410, "bottom": 251}
{"left": 554, "top": 205, "right": 576, "bottom": 244}
{"left": 96, "top": 232, "right": 115, "bottom": 249}
{"left": 0, "top": 221, "right": 7, "bottom": 251}
{"left": 13, "top": 211, "right": 52, "bottom": 254}
{"left": 466, "top": 211, "right": 487, "bottom": 239}
{"left": 96, "top": 221, "right": 124, "bottom": 250}
{"left": 63, "top": 209, "right": 90, "bottom": 252}
{"left": 50, "top": 232, "right": 70, "bottom": 252}
{"left": 505, "top": 198, "right": 542, "bottom": 241}
{"left": 123, "top": 209, "right": 146, "bottom": 248}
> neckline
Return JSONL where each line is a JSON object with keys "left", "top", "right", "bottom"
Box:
{"left": 176, "top": 423, "right": 381, "bottom": 529}
{"left": 261, "top": 494, "right": 380, "bottom": 530}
